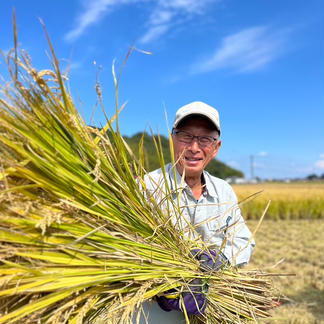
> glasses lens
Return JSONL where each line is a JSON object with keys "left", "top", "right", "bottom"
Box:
{"left": 176, "top": 131, "right": 193, "bottom": 143}
{"left": 199, "top": 136, "right": 213, "bottom": 146}
{"left": 175, "top": 131, "right": 215, "bottom": 147}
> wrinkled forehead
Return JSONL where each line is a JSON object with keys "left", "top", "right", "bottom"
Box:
{"left": 176, "top": 114, "right": 218, "bottom": 133}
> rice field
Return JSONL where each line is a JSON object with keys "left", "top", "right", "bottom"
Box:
{"left": 233, "top": 182, "right": 324, "bottom": 220}
{"left": 1, "top": 16, "right": 322, "bottom": 323}
{"left": 246, "top": 219, "right": 324, "bottom": 324}
{"left": 235, "top": 182, "right": 324, "bottom": 323}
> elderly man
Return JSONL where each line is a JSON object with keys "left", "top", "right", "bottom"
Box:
{"left": 143, "top": 101, "right": 254, "bottom": 321}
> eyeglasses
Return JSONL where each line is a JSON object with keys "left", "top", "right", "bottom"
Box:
{"left": 172, "top": 130, "right": 218, "bottom": 147}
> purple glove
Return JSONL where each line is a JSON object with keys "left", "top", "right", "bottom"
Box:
{"left": 156, "top": 249, "right": 227, "bottom": 315}
{"left": 156, "top": 278, "right": 207, "bottom": 315}
{"left": 191, "top": 249, "right": 229, "bottom": 272}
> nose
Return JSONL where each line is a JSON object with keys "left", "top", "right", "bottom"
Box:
{"left": 188, "top": 137, "right": 200, "bottom": 152}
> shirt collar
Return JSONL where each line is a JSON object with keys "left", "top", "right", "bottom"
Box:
{"left": 167, "top": 163, "right": 218, "bottom": 198}
{"left": 202, "top": 170, "right": 218, "bottom": 198}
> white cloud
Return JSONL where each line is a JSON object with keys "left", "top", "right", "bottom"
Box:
{"left": 65, "top": 0, "right": 216, "bottom": 43}
{"left": 258, "top": 151, "right": 268, "bottom": 157}
{"left": 139, "top": 24, "right": 170, "bottom": 44}
{"left": 149, "top": 7, "right": 174, "bottom": 25}
{"left": 292, "top": 154, "right": 324, "bottom": 177}
{"left": 64, "top": 0, "right": 132, "bottom": 42}
{"left": 139, "top": 0, "right": 215, "bottom": 44}
{"left": 314, "top": 153, "right": 324, "bottom": 170}
{"left": 159, "top": 0, "right": 211, "bottom": 13}
{"left": 190, "top": 25, "right": 289, "bottom": 74}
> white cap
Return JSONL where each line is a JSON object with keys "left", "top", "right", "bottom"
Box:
{"left": 172, "top": 101, "right": 221, "bottom": 133}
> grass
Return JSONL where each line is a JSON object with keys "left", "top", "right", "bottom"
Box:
{"left": 246, "top": 219, "right": 324, "bottom": 324}
{"left": 233, "top": 182, "right": 324, "bottom": 220}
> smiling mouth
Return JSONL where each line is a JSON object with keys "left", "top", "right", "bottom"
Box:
{"left": 185, "top": 157, "right": 202, "bottom": 161}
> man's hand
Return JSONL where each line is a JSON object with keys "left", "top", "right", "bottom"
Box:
{"left": 156, "top": 249, "right": 228, "bottom": 315}
{"left": 191, "top": 249, "right": 229, "bottom": 272}
{"left": 156, "top": 278, "right": 208, "bottom": 315}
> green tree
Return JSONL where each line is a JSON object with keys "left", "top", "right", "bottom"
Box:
{"left": 125, "top": 132, "right": 244, "bottom": 179}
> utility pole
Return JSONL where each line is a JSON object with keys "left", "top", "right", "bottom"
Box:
{"left": 250, "top": 155, "right": 254, "bottom": 181}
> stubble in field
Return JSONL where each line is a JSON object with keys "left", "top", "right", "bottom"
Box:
{"left": 247, "top": 219, "right": 324, "bottom": 324}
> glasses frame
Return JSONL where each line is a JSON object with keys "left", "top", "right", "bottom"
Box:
{"left": 172, "top": 129, "right": 218, "bottom": 148}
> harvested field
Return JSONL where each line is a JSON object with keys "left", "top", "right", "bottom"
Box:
{"left": 247, "top": 219, "right": 324, "bottom": 324}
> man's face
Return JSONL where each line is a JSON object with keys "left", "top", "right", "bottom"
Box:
{"left": 172, "top": 116, "right": 221, "bottom": 178}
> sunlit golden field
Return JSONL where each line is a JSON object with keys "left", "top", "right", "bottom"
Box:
{"left": 235, "top": 182, "right": 324, "bottom": 323}
{"left": 246, "top": 219, "right": 324, "bottom": 324}
{"left": 233, "top": 182, "right": 324, "bottom": 220}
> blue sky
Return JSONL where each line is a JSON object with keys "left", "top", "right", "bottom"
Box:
{"left": 1, "top": 0, "right": 323, "bottom": 180}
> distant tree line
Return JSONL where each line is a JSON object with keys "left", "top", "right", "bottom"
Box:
{"left": 305, "top": 173, "right": 324, "bottom": 181}
{"left": 124, "top": 132, "right": 243, "bottom": 180}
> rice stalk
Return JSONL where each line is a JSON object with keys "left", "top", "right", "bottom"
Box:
{"left": 0, "top": 16, "right": 280, "bottom": 324}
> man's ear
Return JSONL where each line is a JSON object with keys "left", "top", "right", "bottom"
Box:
{"left": 212, "top": 140, "right": 221, "bottom": 158}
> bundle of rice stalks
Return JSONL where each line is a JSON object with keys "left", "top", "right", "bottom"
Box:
{"left": 0, "top": 19, "right": 279, "bottom": 324}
